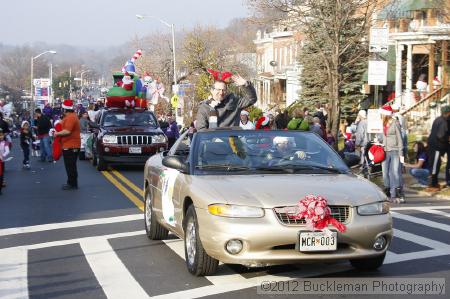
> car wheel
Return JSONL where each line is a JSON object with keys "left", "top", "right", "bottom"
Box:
{"left": 184, "top": 205, "right": 219, "bottom": 276}
{"left": 96, "top": 155, "right": 107, "bottom": 171}
{"left": 350, "top": 252, "right": 386, "bottom": 271}
{"left": 144, "top": 188, "right": 168, "bottom": 240}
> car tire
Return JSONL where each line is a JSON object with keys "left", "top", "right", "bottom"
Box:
{"left": 184, "top": 205, "right": 219, "bottom": 276}
{"left": 96, "top": 155, "right": 107, "bottom": 171}
{"left": 350, "top": 252, "right": 386, "bottom": 271}
{"left": 144, "top": 188, "right": 169, "bottom": 240}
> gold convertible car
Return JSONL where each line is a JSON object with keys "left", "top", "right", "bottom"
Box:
{"left": 143, "top": 129, "right": 392, "bottom": 276}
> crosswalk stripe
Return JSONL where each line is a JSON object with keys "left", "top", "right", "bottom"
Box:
{"left": 0, "top": 247, "right": 28, "bottom": 299}
{"left": 162, "top": 239, "right": 249, "bottom": 286}
{"left": 390, "top": 206, "right": 450, "bottom": 210}
{"left": 80, "top": 238, "right": 149, "bottom": 299}
{"left": 0, "top": 230, "right": 145, "bottom": 252}
{"left": 393, "top": 229, "right": 450, "bottom": 251}
{"left": 0, "top": 214, "right": 143, "bottom": 237}
{"left": 384, "top": 248, "right": 448, "bottom": 264}
{"left": 391, "top": 212, "right": 450, "bottom": 232}
{"left": 413, "top": 208, "right": 450, "bottom": 218}
{"left": 151, "top": 263, "right": 354, "bottom": 299}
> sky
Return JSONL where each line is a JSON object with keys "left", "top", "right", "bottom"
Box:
{"left": 1, "top": 0, "right": 249, "bottom": 48}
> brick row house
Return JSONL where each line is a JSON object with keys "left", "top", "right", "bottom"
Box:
{"left": 253, "top": 27, "right": 302, "bottom": 112}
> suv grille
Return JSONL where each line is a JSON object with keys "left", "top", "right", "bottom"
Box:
{"left": 273, "top": 205, "right": 350, "bottom": 226}
{"left": 117, "top": 135, "right": 152, "bottom": 145}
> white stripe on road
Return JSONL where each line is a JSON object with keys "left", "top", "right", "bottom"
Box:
{"left": 151, "top": 263, "right": 353, "bottom": 299}
{"left": 0, "top": 230, "right": 145, "bottom": 252}
{"left": 80, "top": 238, "right": 149, "bottom": 299}
{"left": 412, "top": 208, "right": 450, "bottom": 218}
{"left": 391, "top": 212, "right": 450, "bottom": 232}
{"left": 393, "top": 229, "right": 450, "bottom": 251}
{"left": 385, "top": 248, "right": 449, "bottom": 264}
{"left": 0, "top": 214, "right": 143, "bottom": 237}
{"left": 162, "top": 239, "right": 249, "bottom": 286}
{"left": 390, "top": 206, "right": 450, "bottom": 210}
{"left": 0, "top": 247, "right": 28, "bottom": 299}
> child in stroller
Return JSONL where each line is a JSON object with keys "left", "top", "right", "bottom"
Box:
{"left": 357, "top": 141, "right": 384, "bottom": 180}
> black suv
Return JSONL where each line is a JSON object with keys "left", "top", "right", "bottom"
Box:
{"left": 90, "top": 107, "right": 168, "bottom": 171}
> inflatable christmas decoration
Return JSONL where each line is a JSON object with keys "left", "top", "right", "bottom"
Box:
{"left": 106, "top": 49, "right": 148, "bottom": 109}
{"left": 289, "top": 195, "right": 347, "bottom": 233}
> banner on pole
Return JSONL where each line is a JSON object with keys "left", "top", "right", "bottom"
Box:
{"left": 367, "top": 109, "right": 383, "bottom": 134}
{"left": 368, "top": 61, "right": 388, "bottom": 86}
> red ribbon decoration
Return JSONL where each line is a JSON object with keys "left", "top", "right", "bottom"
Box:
{"left": 288, "top": 195, "right": 347, "bottom": 233}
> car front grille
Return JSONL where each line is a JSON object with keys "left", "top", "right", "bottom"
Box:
{"left": 273, "top": 205, "right": 350, "bottom": 226}
{"left": 116, "top": 135, "right": 152, "bottom": 145}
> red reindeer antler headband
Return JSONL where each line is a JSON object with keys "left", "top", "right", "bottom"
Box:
{"left": 208, "top": 69, "right": 233, "bottom": 83}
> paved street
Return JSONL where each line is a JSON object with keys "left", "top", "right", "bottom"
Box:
{"left": 1, "top": 140, "right": 450, "bottom": 299}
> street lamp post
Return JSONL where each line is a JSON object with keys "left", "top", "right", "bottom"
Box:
{"left": 80, "top": 70, "right": 91, "bottom": 97}
{"left": 30, "top": 50, "right": 56, "bottom": 114}
{"left": 136, "top": 14, "right": 177, "bottom": 85}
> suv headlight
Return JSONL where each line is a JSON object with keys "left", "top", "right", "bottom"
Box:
{"left": 208, "top": 204, "right": 264, "bottom": 218}
{"left": 357, "top": 202, "right": 390, "bottom": 216}
{"left": 102, "top": 135, "right": 117, "bottom": 144}
{"left": 152, "top": 134, "right": 167, "bottom": 144}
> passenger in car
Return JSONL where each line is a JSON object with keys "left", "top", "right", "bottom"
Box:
{"left": 196, "top": 71, "right": 257, "bottom": 131}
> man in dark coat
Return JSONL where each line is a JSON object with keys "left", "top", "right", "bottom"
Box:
{"left": 196, "top": 74, "right": 257, "bottom": 131}
{"left": 426, "top": 105, "right": 450, "bottom": 191}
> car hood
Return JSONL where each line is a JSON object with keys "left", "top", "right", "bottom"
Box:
{"left": 102, "top": 127, "right": 162, "bottom": 134}
{"left": 189, "top": 174, "right": 384, "bottom": 208}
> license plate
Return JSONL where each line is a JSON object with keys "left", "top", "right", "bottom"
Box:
{"left": 299, "top": 231, "right": 337, "bottom": 252}
{"left": 129, "top": 147, "right": 142, "bottom": 154}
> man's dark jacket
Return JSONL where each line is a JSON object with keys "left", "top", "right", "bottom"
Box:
{"left": 196, "top": 83, "right": 257, "bottom": 131}
{"left": 35, "top": 115, "right": 52, "bottom": 136}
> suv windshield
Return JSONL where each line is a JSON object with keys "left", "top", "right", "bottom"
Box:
{"left": 101, "top": 110, "right": 158, "bottom": 127}
{"left": 193, "top": 131, "right": 349, "bottom": 175}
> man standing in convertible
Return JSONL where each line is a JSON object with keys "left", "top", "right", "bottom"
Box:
{"left": 196, "top": 69, "right": 257, "bottom": 131}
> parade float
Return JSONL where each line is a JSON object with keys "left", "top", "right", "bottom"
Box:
{"left": 105, "top": 50, "right": 168, "bottom": 111}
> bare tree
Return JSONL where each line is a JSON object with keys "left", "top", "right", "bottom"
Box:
{"left": 247, "top": 0, "right": 379, "bottom": 141}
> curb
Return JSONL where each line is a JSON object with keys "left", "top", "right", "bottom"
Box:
{"left": 404, "top": 187, "right": 450, "bottom": 200}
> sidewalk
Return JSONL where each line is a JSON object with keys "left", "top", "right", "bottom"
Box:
{"left": 353, "top": 167, "right": 450, "bottom": 205}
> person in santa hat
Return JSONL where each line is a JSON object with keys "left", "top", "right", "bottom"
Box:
{"left": 239, "top": 110, "right": 255, "bottom": 130}
{"left": 54, "top": 99, "right": 81, "bottom": 190}
{"left": 380, "top": 105, "right": 404, "bottom": 203}
{"left": 195, "top": 69, "right": 257, "bottom": 131}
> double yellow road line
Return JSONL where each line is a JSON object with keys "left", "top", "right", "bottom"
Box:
{"left": 101, "top": 169, "right": 145, "bottom": 211}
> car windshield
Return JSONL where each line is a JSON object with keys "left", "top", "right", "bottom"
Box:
{"left": 193, "top": 131, "right": 349, "bottom": 175}
{"left": 102, "top": 111, "right": 158, "bottom": 127}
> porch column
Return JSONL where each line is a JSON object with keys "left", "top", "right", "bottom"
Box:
{"left": 443, "top": 40, "right": 448, "bottom": 88}
{"left": 406, "top": 44, "right": 413, "bottom": 90}
{"left": 395, "top": 42, "right": 404, "bottom": 102}
{"left": 429, "top": 43, "right": 435, "bottom": 93}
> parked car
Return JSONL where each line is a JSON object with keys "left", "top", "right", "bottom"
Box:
{"left": 143, "top": 129, "right": 392, "bottom": 276}
{"left": 90, "top": 107, "right": 167, "bottom": 171}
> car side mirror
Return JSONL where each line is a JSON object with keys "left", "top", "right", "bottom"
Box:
{"left": 162, "top": 156, "right": 189, "bottom": 173}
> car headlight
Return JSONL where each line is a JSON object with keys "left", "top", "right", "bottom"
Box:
{"left": 152, "top": 134, "right": 167, "bottom": 144}
{"left": 357, "top": 202, "right": 390, "bottom": 216}
{"left": 208, "top": 204, "right": 264, "bottom": 218}
{"left": 102, "top": 135, "right": 117, "bottom": 144}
